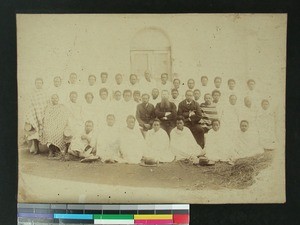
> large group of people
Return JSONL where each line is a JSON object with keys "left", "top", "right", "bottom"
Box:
{"left": 22, "top": 70, "right": 276, "bottom": 165}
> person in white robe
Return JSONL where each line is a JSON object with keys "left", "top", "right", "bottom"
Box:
{"left": 235, "top": 120, "right": 264, "bottom": 158}
{"left": 65, "top": 91, "right": 84, "bottom": 136}
{"left": 99, "top": 72, "right": 112, "bottom": 100}
{"left": 170, "top": 116, "right": 204, "bottom": 163}
{"left": 239, "top": 96, "right": 258, "bottom": 132}
{"left": 220, "top": 94, "right": 240, "bottom": 138}
{"left": 213, "top": 76, "right": 225, "bottom": 93}
{"left": 193, "top": 89, "right": 202, "bottom": 104}
{"left": 140, "top": 70, "right": 156, "bottom": 95}
{"left": 204, "top": 119, "right": 237, "bottom": 163}
{"left": 257, "top": 99, "right": 276, "bottom": 150}
{"left": 244, "top": 79, "right": 261, "bottom": 109}
{"left": 150, "top": 88, "right": 160, "bottom": 107}
{"left": 119, "top": 115, "right": 145, "bottom": 164}
{"left": 85, "top": 74, "right": 98, "bottom": 98}
{"left": 66, "top": 73, "right": 82, "bottom": 103}
{"left": 144, "top": 119, "right": 174, "bottom": 164}
{"left": 127, "top": 74, "right": 141, "bottom": 92}
{"left": 96, "top": 88, "right": 111, "bottom": 128}
{"left": 172, "top": 78, "right": 185, "bottom": 100}
{"left": 111, "top": 73, "right": 127, "bottom": 97}
{"left": 170, "top": 88, "right": 182, "bottom": 108}
{"left": 96, "top": 114, "right": 121, "bottom": 163}
{"left": 68, "top": 120, "right": 99, "bottom": 162}
{"left": 50, "top": 76, "right": 66, "bottom": 104}
{"left": 158, "top": 73, "right": 172, "bottom": 93}
{"left": 200, "top": 76, "right": 211, "bottom": 97}
{"left": 82, "top": 92, "right": 98, "bottom": 124}
{"left": 117, "top": 90, "right": 136, "bottom": 128}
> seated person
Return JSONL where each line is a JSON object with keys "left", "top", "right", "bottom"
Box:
{"left": 235, "top": 120, "right": 264, "bottom": 158}
{"left": 204, "top": 119, "right": 236, "bottom": 164}
{"left": 155, "top": 90, "right": 177, "bottom": 135}
{"left": 119, "top": 115, "right": 146, "bottom": 164}
{"left": 97, "top": 114, "right": 121, "bottom": 163}
{"left": 257, "top": 99, "right": 276, "bottom": 150}
{"left": 199, "top": 93, "right": 218, "bottom": 132}
{"left": 143, "top": 119, "right": 174, "bottom": 165}
{"left": 170, "top": 116, "right": 204, "bottom": 163}
{"left": 178, "top": 90, "right": 205, "bottom": 148}
{"left": 136, "top": 93, "right": 156, "bottom": 133}
{"left": 68, "top": 120, "right": 99, "bottom": 162}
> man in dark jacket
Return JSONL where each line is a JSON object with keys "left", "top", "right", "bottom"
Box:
{"left": 155, "top": 90, "right": 177, "bottom": 135}
{"left": 177, "top": 90, "right": 205, "bottom": 148}
{"left": 136, "top": 93, "right": 156, "bottom": 134}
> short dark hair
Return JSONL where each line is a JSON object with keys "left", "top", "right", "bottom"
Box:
{"left": 212, "top": 89, "right": 221, "bottom": 96}
{"left": 153, "top": 118, "right": 161, "bottom": 124}
{"left": 85, "top": 92, "right": 94, "bottom": 99}
{"left": 54, "top": 76, "right": 61, "bottom": 81}
{"left": 133, "top": 90, "right": 141, "bottom": 95}
{"left": 193, "top": 89, "right": 201, "bottom": 94}
{"left": 161, "top": 73, "right": 168, "bottom": 78}
{"left": 261, "top": 99, "right": 269, "bottom": 105}
{"left": 69, "top": 91, "right": 78, "bottom": 97}
{"left": 85, "top": 120, "right": 94, "bottom": 126}
{"left": 171, "top": 88, "right": 178, "bottom": 93}
{"left": 201, "top": 76, "right": 208, "bottom": 81}
{"left": 176, "top": 116, "right": 185, "bottom": 122}
{"left": 228, "top": 79, "right": 235, "bottom": 84}
{"left": 247, "top": 79, "right": 255, "bottom": 85}
{"left": 35, "top": 77, "right": 43, "bottom": 83}
{"left": 101, "top": 72, "right": 108, "bottom": 77}
{"left": 88, "top": 74, "right": 96, "bottom": 80}
{"left": 141, "top": 93, "right": 150, "bottom": 98}
{"left": 211, "top": 119, "right": 220, "bottom": 125}
{"left": 173, "top": 78, "right": 180, "bottom": 83}
{"left": 240, "top": 120, "right": 249, "bottom": 125}
{"left": 106, "top": 114, "right": 115, "bottom": 119}
{"left": 130, "top": 74, "right": 137, "bottom": 79}
{"left": 123, "top": 89, "right": 132, "bottom": 96}
{"left": 214, "top": 76, "right": 222, "bottom": 82}
{"left": 99, "top": 88, "right": 108, "bottom": 95}
{"left": 126, "top": 115, "right": 136, "bottom": 122}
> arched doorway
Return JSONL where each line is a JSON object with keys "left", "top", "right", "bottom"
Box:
{"left": 130, "top": 27, "right": 172, "bottom": 82}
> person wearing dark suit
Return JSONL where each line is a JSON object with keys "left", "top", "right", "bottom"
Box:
{"left": 177, "top": 90, "right": 205, "bottom": 148}
{"left": 136, "top": 94, "right": 156, "bottom": 133}
{"left": 155, "top": 90, "right": 177, "bottom": 135}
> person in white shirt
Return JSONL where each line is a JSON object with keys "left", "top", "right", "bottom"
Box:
{"left": 97, "top": 87, "right": 111, "bottom": 128}
{"left": 51, "top": 76, "right": 65, "bottom": 104}
{"left": 223, "top": 79, "right": 239, "bottom": 106}
{"left": 240, "top": 96, "right": 258, "bottom": 131}
{"left": 150, "top": 88, "right": 160, "bottom": 106}
{"left": 235, "top": 120, "right": 264, "bottom": 158}
{"left": 68, "top": 120, "right": 99, "bottom": 162}
{"left": 213, "top": 76, "right": 224, "bottom": 93}
{"left": 245, "top": 79, "right": 260, "bottom": 109}
{"left": 66, "top": 72, "right": 82, "bottom": 103}
{"left": 140, "top": 70, "right": 156, "bottom": 95}
{"left": 128, "top": 74, "right": 140, "bottom": 92}
{"left": 97, "top": 114, "right": 121, "bottom": 163}
{"left": 172, "top": 78, "right": 185, "bottom": 99}
{"left": 99, "top": 72, "right": 111, "bottom": 98}
{"left": 170, "top": 116, "right": 204, "bottom": 163}
{"left": 212, "top": 89, "right": 223, "bottom": 118}
{"left": 133, "top": 90, "right": 141, "bottom": 105}
{"left": 82, "top": 92, "right": 98, "bottom": 123}
{"left": 185, "top": 78, "right": 196, "bottom": 93}
{"left": 117, "top": 90, "right": 136, "bottom": 128}
{"left": 158, "top": 73, "right": 172, "bottom": 93}
{"left": 112, "top": 73, "right": 126, "bottom": 97}
{"left": 200, "top": 76, "right": 211, "bottom": 95}
{"left": 170, "top": 88, "right": 182, "bottom": 108}
{"left": 85, "top": 74, "right": 98, "bottom": 98}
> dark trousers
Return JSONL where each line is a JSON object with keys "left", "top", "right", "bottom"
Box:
{"left": 160, "top": 121, "right": 176, "bottom": 136}
{"left": 185, "top": 123, "right": 205, "bottom": 148}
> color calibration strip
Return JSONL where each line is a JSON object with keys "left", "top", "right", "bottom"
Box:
{"left": 17, "top": 204, "right": 189, "bottom": 224}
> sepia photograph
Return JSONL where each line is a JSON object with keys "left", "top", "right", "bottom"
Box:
{"left": 17, "top": 13, "right": 286, "bottom": 204}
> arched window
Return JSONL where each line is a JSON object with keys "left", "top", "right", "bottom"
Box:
{"left": 130, "top": 27, "right": 172, "bottom": 81}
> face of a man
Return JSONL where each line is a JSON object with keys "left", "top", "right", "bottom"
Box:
{"left": 144, "top": 71, "right": 151, "bottom": 81}
{"left": 185, "top": 91, "right": 194, "bottom": 102}
{"left": 173, "top": 80, "right": 180, "bottom": 89}
{"left": 123, "top": 92, "right": 132, "bottom": 102}
{"left": 130, "top": 75, "right": 137, "bottom": 85}
{"left": 69, "top": 74, "right": 77, "bottom": 84}
{"left": 212, "top": 92, "right": 221, "bottom": 102}
{"left": 204, "top": 94, "right": 212, "bottom": 105}
{"left": 114, "top": 92, "right": 122, "bottom": 101}
{"left": 133, "top": 93, "right": 140, "bottom": 101}
{"left": 70, "top": 93, "right": 78, "bottom": 103}
{"left": 35, "top": 80, "right": 43, "bottom": 89}
{"left": 142, "top": 95, "right": 149, "bottom": 104}
{"left": 106, "top": 116, "right": 115, "bottom": 127}
{"left": 115, "top": 75, "right": 123, "bottom": 84}
{"left": 161, "top": 74, "right": 168, "bottom": 84}
{"left": 85, "top": 94, "right": 93, "bottom": 103}
{"left": 176, "top": 120, "right": 184, "bottom": 130}
{"left": 193, "top": 91, "right": 201, "bottom": 100}
{"left": 212, "top": 121, "right": 220, "bottom": 131}
{"left": 100, "top": 91, "right": 108, "bottom": 100}
{"left": 240, "top": 122, "right": 249, "bottom": 132}
{"left": 228, "top": 80, "right": 235, "bottom": 90}
{"left": 161, "top": 91, "right": 169, "bottom": 100}
{"left": 248, "top": 81, "right": 255, "bottom": 91}
{"left": 152, "top": 121, "right": 160, "bottom": 132}
{"left": 101, "top": 74, "right": 108, "bottom": 83}
{"left": 244, "top": 97, "right": 252, "bottom": 108}
{"left": 187, "top": 79, "right": 195, "bottom": 89}
{"left": 229, "top": 95, "right": 237, "bottom": 105}
{"left": 262, "top": 101, "right": 269, "bottom": 110}
{"left": 201, "top": 77, "right": 208, "bottom": 86}
{"left": 54, "top": 77, "right": 61, "bottom": 87}
{"left": 214, "top": 78, "right": 221, "bottom": 88}
{"left": 85, "top": 122, "right": 94, "bottom": 133}
{"left": 152, "top": 89, "right": 159, "bottom": 99}
{"left": 88, "top": 76, "right": 96, "bottom": 86}
{"left": 51, "top": 94, "right": 59, "bottom": 105}
{"left": 171, "top": 90, "right": 179, "bottom": 99}
{"left": 127, "top": 118, "right": 135, "bottom": 129}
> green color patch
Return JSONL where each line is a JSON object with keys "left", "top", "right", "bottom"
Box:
{"left": 93, "top": 214, "right": 134, "bottom": 220}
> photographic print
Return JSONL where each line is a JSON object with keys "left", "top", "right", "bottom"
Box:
{"left": 17, "top": 14, "right": 286, "bottom": 203}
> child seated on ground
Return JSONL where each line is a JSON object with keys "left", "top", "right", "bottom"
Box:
{"left": 204, "top": 119, "right": 236, "bottom": 165}
{"left": 235, "top": 120, "right": 264, "bottom": 158}
{"left": 67, "top": 120, "right": 99, "bottom": 162}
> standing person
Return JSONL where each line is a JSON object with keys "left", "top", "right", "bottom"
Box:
{"left": 257, "top": 99, "right": 276, "bottom": 150}
{"left": 199, "top": 93, "right": 218, "bottom": 133}
{"left": 99, "top": 72, "right": 111, "bottom": 98}
{"left": 200, "top": 76, "right": 210, "bottom": 95}
{"left": 85, "top": 74, "right": 98, "bottom": 98}
{"left": 96, "top": 114, "right": 121, "bottom": 163}
{"left": 240, "top": 96, "right": 258, "bottom": 131}
{"left": 82, "top": 92, "right": 98, "bottom": 123}
{"left": 117, "top": 89, "right": 136, "bottom": 128}
{"left": 170, "top": 88, "right": 182, "bottom": 108}
{"left": 172, "top": 78, "right": 184, "bottom": 99}
{"left": 67, "top": 120, "right": 99, "bottom": 162}
{"left": 24, "top": 78, "right": 49, "bottom": 154}
{"left": 193, "top": 89, "right": 201, "bottom": 104}
{"left": 212, "top": 89, "right": 223, "bottom": 117}
{"left": 158, "top": 73, "right": 172, "bottom": 93}
{"left": 155, "top": 90, "right": 177, "bottom": 135}
{"left": 66, "top": 72, "right": 81, "bottom": 102}
{"left": 128, "top": 74, "right": 140, "bottom": 92}
{"left": 136, "top": 94, "right": 156, "bottom": 135}
{"left": 170, "top": 116, "right": 204, "bottom": 163}
{"left": 43, "top": 94, "right": 69, "bottom": 158}
{"left": 140, "top": 70, "right": 156, "bottom": 95}
{"left": 133, "top": 90, "right": 142, "bottom": 105}
{"left": 143, "top": 119, "right": 174, "bottom": 165}
{"left": 185, "top": 78, "right": 196, "bottom": 93}
{"left": 213, "top": 76, "right": 223, "bottom": 91}
{"left": 97, "top": 87, "right": 111, "bottom": 127}
{"left": 245, "top": 79, "right": 260, "bottom": 109}
{"left": 51, "top": 76, "right": 65, "bottom": 104}
{"left": 177, "top": 90, "right": 205, "bottom": 148}
{"left": 150, "top": 88, "right": 160, "bottom": 106}
{"left": 112, "top": 73, "right": 126, "bottom": 97}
